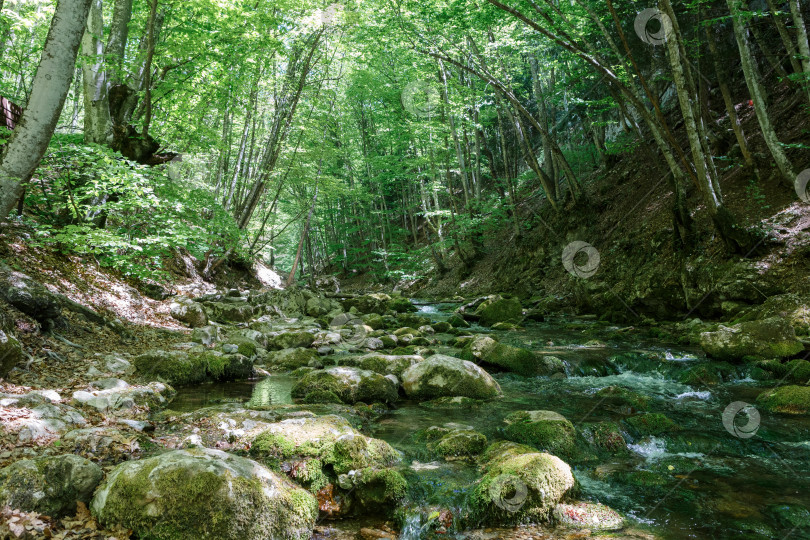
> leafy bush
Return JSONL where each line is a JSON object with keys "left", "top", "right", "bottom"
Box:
{"left": 25, "top": 137, "right": 242, "bottom": 281}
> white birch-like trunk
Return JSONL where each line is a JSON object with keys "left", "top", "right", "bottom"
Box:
{"left": 727, "top": 0, "right": 796, "bottom": 184}
{"left": 789, "top": 0, "right": 810, "bottom": 103}
{"left": 81, "top": 0, "right": 112, "bottom": 144}
{"left": 0, "top": 0, "right": 93, "bottom": 219}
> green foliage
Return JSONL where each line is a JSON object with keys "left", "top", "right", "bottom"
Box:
{"left": 26, "top": 140, "right": 241, "bottom": 281}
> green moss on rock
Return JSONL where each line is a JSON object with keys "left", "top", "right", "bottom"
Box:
{"left": 757, "top": 385, "right": 810, "bottom": 414}
{"left": 502, "top": 410, "right": 576, "bottom": 457}
{"left": 625, "top": 413, "right": 680, "bottom": 436}
{"left": 91, "top": 448, "right": 317, "bottom": 540}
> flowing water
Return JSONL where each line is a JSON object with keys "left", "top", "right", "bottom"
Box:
{"left": 172, "top": 302, "right": 810, "bottom": 539}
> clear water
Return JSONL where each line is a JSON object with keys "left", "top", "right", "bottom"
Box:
{"left": 171, "top": 304, "right": 810, "bottom": 539}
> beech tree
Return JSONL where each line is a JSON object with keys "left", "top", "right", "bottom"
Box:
{"left": 0, "top": 0, "right": 93, "bottom": 219}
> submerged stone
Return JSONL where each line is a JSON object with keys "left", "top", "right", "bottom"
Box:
{"left": 552, "top": 501, "right": 625, "bottom": 531}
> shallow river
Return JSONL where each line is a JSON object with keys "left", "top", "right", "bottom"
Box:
{"left": 172, "top": 302, "right": 810, "bottom": 539}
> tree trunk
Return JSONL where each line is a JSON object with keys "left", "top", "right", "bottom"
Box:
{"left": 789, "top": 0, "right": 810, "bottom": 103}
{"left": 727, "top": 0, "right": 796, "bottom": 185}
{"left": 286, "top": 186, "right": 319, "bottom": 287}
{"left": 0, "top": 0, "right": 93, "bottom": 219}
{"left": 81, "top": 0, "right": 113, "bottom": 144}
{"left": 141, "top": 0, "right": 159, "bottom": 138}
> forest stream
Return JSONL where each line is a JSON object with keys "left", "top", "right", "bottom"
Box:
{"left": 162, "top": 300, "right": 810, "bottom": 540}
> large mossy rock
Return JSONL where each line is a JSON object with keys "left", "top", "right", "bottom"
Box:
{"left": 744, "top": 294, "right": 810, "bottom": 336}
{"left": 205, "top": 301, "right": 255, "bottom": 323}
{"left": 133, "top": 349, "right": 252, "bottom": 386}
{"left": 470, "top": 441, "right": 575, "bottom": 525}
{"left": 0, "top": 329, "right": 23, "bottom": 377}
{"left": 389, "top": 297, "right": 417, "bottom": 313}
{"left": 248, "top": 414, "right": 400, "bottom": 475}
{"left": 0, "top": 455, "right": 103, "bottom": 518}
{"left": 401, "top": 354, "right": 502, "bottom": 400}
{"left": 356, "top": 353, "right": 423, "bottom": 378}
{"left": 699, "top": 317, "right": 804, "bottom": 361}
{"left": 757, "top": 385, "right": 810, "bottom": 414}
{"left": 291, "top": 367, "right": 398, "bottom": 404}
{"left": 266, "top": 330, "right": 316, "bottom": 350}
{"left": 461, "top": 335, "right": 543, "bottom": 376}
{"left": 265, "top": 347, "right": 320, "bottom": 370}
{"left": 341, "top": 293, "right": 391, "bottom": 315}
{"left": 474, "top": 295, "right": 523, "bottom": 327}
{"left": 502, "top": 410, "right": 576, "bottom": 457}
{"left": 91, "top": 448, "right": 317, "bottom": 540}
{"left": 169, "top": 296, "right": 208, "bottom": 328}
{"left": 416, "top": 424, "right": 487, "bottom": 460}
{"left": 247, "top": 414, "right": 405, "bottom": 513}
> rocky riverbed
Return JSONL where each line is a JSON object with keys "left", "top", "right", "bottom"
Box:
{"left": 2, "top": 281, "right": 810, "bottom": 539}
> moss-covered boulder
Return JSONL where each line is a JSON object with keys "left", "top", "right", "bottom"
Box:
{"left": 475, "top": 295, "right": 523, "bottom": 327}
{"left": 266, "top": 330, "right": 315, "bottom": 350}
{"left": 624, "top": 413, "right": 680, "bottom": 436}
{"left": 416, "top": 424, "right": 487, "bottom": 460}
{"left": 91, "top": 448, "right": 317, "bottom": 540}
{"left": 169, "top": 296, "right": 208, "bottom": 327}
{"left": 470, "top": 441, "right": 575, "bottom": 525}
{"left": 757, "top": 385, "right": 810, "bottom": 414}
{"left": 594, "top": 386, "right": 649, "bottom": 411}
{"left": 291, "top": 367, "right": 398, "bottom": 404}
{"left": 265, "top": 348, "right": 320, "bottom": 370}
{"left": 460, "top": 335, "right": 544, "bottom": 376}
{"left": 0, "top": 455, "right": 103, "bottom": 518}
{"left": 447, "top": 314, "right": 470, "bottom": 328}
{"left": 133, "top": 349, "right": 252, "bottom": 386}
{"left": 0, "top": 329, "right": 22, "bottom": 377}
{"left": 401, "top": 354, "right": 502, "bottom": 400}
{"left": 502, "top": 410, "right": 576, "bottom": 457}
{"left": 747, "top": 294, "right": 810, "bottom": 336}
{"left": 206, "top": 301, "right": 255, "bottom": 323}
{"left": 699, "top": 317, "right": 804, "bottom": 361}
{"left": 357, "top": 353, "right": 424, "bottom": 378}
{"left": 552, "top": 501, "right": 625, "bottom": 531}
{"left": 341, "top": 293, "right": 391, "bottom": 315}
{"left": 389, "top": 297, "right": 417, "bottom": 313}
{"left": 584, "top": 422, "right": 628, "bottom": 455}
{"left": 248, "top": 415, "right": 400, "bottom": 474}
{"left": 220, "top": 335, "right": 261, "bottom": 358}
